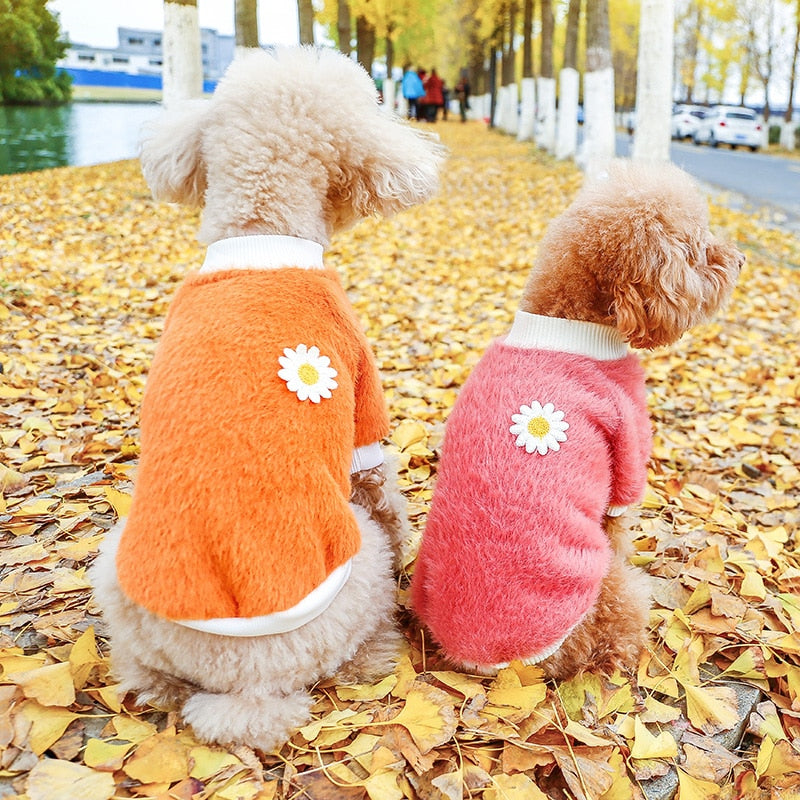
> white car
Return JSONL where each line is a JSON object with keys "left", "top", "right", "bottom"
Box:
{"left": 692, "top": 105, "right": 763, "bottom": 150}
{"left": 671, "top": 105, "right": 707, "bottom": 139}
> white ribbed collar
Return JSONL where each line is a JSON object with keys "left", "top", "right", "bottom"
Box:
{"left": 504, "top": 311, "right": 628, "bottom": 361}
{"left": 199, "top": 235, "right": 324, "bottom": 274}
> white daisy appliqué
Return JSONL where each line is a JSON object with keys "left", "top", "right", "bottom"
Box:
{"left": 510, "top": 401, "right": 569, "bottom": 455}
{"left": 278, "top": 344, "right": 338, "bottom": 403}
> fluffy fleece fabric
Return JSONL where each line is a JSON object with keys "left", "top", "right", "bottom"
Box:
{"left": 115, "top": 262, "right": 389, "bottom": 623}
{"left": 411, "top": 314, "right": 652, "bottom": 668}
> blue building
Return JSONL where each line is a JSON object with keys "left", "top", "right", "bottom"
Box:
{"left": 59, "top": 27, "right": 235, "bottom": 99}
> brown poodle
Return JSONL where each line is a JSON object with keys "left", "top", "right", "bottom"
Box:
{"left": 411, "top": 159, "right": 743, "bottom": 679}
{"left": 91, "top": 46, "right": 444, "bottom": 752}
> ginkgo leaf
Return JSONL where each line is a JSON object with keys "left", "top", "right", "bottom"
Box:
{"left": 484, "top": 773, "right": 548, "bottom": 800}
{"left": 484, "top": 667, "right": 547, "bottom": 722}
{"left": 681, "top": 683, "right": 740, "bottom": 735}
{"left": 336, "top": 673, "right": 397, "bottom": 701}
{"left": 20, "top": 702, "right": 79, "bottom": 756}
{"left": 122, "top": 733, "right": 190, "bottom": 783}
{"left": 387, "top": 684, "right": 457, "bottom": 753}
{"left": 83, "top": 739, "right": 134, "bottom": 771}
{"left": 391, "top": 421, "right": 428, "bottom": 450}
{"left": 26, "top": 759, "right": 115, "bottom": 800}
{"left": 629, "top": 716, "right": 678, "bottom": 760}
{"left": 676, "top": 768, "right": 722, "bottom": 800}
{"left": 68, "top": 626, "right": 104, "bottom": 689}
{"left": 12, "top": 663, "right": 76, "bottom": 707}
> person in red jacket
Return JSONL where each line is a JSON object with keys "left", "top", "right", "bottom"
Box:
{"left": 423, "top": 68, "right": 444, "bottom": 122}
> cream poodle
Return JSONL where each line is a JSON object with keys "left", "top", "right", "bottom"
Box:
{"left": 91, "top": 46, "right": 444, "bottom": 751}
{"left": 411, "top": 160, "right": 743, "bottom": 679}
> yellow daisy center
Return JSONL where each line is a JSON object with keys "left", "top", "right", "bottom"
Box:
{"left": 527, "top": 416, "right": 550, "bottom": 438}
{"left": 297, "top": 363, "right": 320, "bottom": 386}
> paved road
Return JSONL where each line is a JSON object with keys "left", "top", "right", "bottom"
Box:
{"left": 615, "top": 134, "right": 800, "bottom": 233}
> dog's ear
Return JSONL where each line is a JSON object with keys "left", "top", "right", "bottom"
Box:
{"left": 612, "top": 239, "right": 708, "bottom": 350}
{"left": 139, "top": 99, "right": 209, "bottom": 207}
{"left": 706, "top": 239, "right": 746, "bottom": 276}
{"left": 328, "top": 118, "right": 446, "bottom": 228}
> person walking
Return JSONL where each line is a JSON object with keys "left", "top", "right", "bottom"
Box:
{"left": 424, "top": 68, "right": 444, "bottom": 123}
{"left": 401, "top": 65, "right": 425, "bottom": 121}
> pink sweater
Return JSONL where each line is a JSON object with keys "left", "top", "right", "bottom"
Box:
{"left": 411, "top": 312, "right": 652, "bottom": 668}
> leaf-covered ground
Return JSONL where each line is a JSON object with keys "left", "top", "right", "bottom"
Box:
{"left": 0, "top": 122, "right": 798, "bottom": 800}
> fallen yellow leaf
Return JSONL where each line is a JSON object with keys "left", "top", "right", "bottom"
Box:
{"left": 11, "top": 662, "right": 76, "bottom": 707}
{"left": 123, "top": 732, "right": 191, "bottom": 783}
{"left": 676, "top": 768, "right": 721, "bottom": 800}
{"left": 26, "top": 758, "right": 115, "bottom": 800}
{"left": 681, "top": 683, "right": 740, "bottom": 735}
{"left": 629, "top": 716, "right": 678, "bottom": 760}
{"left": 387, "top": 683, "right": 457, "bottom": 753}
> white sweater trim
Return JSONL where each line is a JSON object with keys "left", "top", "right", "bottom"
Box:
{"left": 351, "top": 443, "right": 384, "bottom": 473}
{"left": 176, "top": 559, "right": 352, "bottom": 636}
{"left": 199, "top": 235, "right": 324, "bottom": 273}
{"left": 504, "top": 311, "right": 628, "bottom": 361}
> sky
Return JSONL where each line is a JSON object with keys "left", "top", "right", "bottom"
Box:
{"left": 47, "top": 0, "right": 301, "bottom": 48}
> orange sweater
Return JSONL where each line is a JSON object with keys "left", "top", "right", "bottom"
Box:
{"left": 116, "top": 249, "right": 389, "bottom": 623}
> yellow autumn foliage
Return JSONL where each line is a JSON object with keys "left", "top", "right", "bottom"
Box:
{"left": 0, "top": 121, "right": 799, "bottom": 798}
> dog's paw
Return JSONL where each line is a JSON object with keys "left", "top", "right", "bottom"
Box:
{"left": 182, "top": 688, "right": 312, "bottom": 752}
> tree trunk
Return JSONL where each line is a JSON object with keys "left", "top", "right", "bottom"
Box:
{"left": 563, "top": 0, "right": 581, "bottom": 71}
{"left": 337, "top": 0, "right": 351, "bottom": 55}
{"left": 785, "top": 0, "right": 799, "bottom": 124}
{"left": 540, "top": 0, "right": 554, "bottom": 78}
{"left": 683, "top": 3, "right": 701, "bottom": 103}
{"left": 781, "top": 0, "right": 799, "bottom": 149}
{"left": 585, "top": 0, "right": 612, "bottom": 71}
{"left": 632, "top": 0, "right": 674, "bottom": 162}
{"left": 556, "top": 67, "right": 580, "bottom": 158}
{"left": 522, "top": 0, "right": 534, "bottom": 79}
{"left": 298, "top": 0, "right": 314, "bottom": 45}
{"left": 385, "top": 27, "right": 395, "bottom": 79}
{"left": 356, "top": 15, "right": 376, "bottom": 77}
{"left": 235, "top": 0, "right": 259, "bottom": 51}
{"left": 580, "top": 0, "right": 615, "bottom": 167}
{"left": 162, "top": 0, "right": 203, "bottom": 108}
{"left": 508, "top": 1, "right": 518, "bottom": 81}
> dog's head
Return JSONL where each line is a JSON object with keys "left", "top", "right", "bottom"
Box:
{"left": 523, "top": 160, "right": 743, "bottom": 349}
{"left": 139, "top": 46, "right": 445, "bottom": 245}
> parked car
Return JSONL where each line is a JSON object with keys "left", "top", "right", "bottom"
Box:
{"left": 671, "top": 104, "right": 708, "bottom": 139}
{"left": 692, "top": 105, "right": 763, "bottom": 150}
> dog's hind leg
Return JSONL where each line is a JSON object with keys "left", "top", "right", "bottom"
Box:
{"left": 350, "top": 452, "right": 411, "bottom": 569}
{"left": 333, "top": 612, "right": 404, "bottom": 685}
{"left": 181, "top": 686, "right": 312, "bottom": 753}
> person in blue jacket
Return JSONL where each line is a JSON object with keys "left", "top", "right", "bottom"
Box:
{"left": 402, "top": 64, "right": 425, "bottom": 120}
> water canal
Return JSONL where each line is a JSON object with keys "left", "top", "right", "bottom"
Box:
{"left": 0, "top": 102, "right": 160, "bottom": 175}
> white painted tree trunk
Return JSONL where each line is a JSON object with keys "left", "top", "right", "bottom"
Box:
{"left": 500, "top": 84, "right": 519, "bottom": 135}
{"left": 577, "top": 67, "right": 616, "bottom": 171}
{"left": 396, "top": 93, "right": 408, "bottom": 118}
{"left": 780, "top": 119, "right": 796, "bottom": 150}
{"left": 535, "top": 76, "right": 557, "bottom": 152}
{"left": 473, "top": 93, "right": 491, "bottom": 121}
{"left": 517, "top": 78, "right": 536, "bottom": 141}
{"left": 492, "top": 86, "right": 506, "bottom": 129}
{"left": 162, "top": 1, "right": 203, "bottom": 108}
{"left": 382, "top": 77, "right": 395, "bottom": 115}
{"left": 632, "top": 0, "right": 674, "bottom": 162}
{"left": 556, "top": 67, "right": 579, "bottom": 160}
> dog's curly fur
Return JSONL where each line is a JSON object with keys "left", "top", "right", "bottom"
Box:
{"left": 524, "top": 160, "right": 743, "bottom": 679}
{"left": 91, "top": 46, "right": 444, "bottom": 751}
